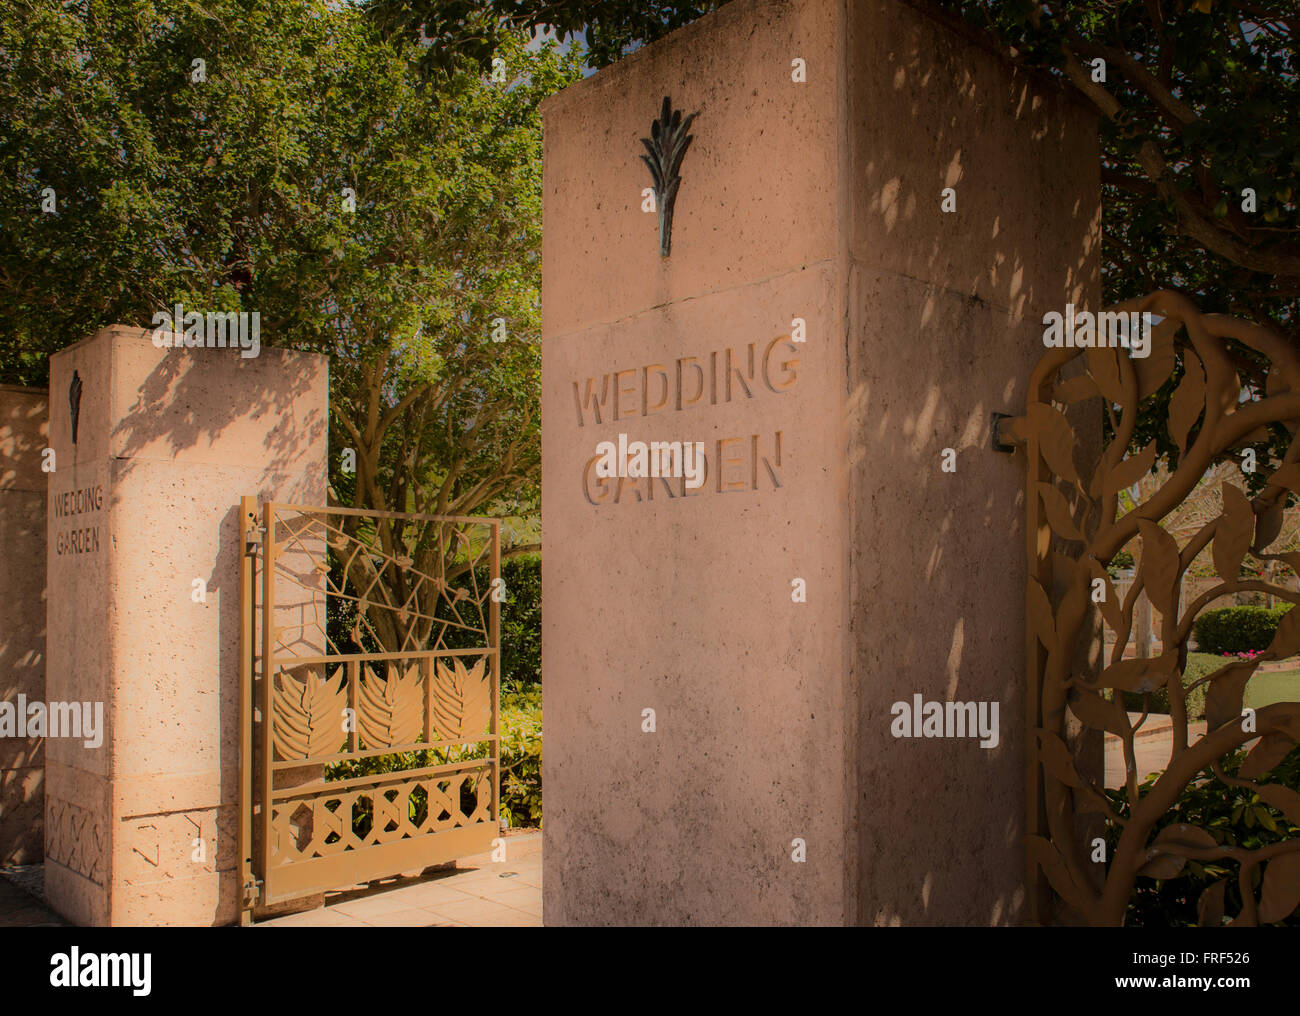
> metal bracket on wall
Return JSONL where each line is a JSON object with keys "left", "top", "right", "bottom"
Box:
{"left": 990, "top": 411, "right": 1026, "bottom": 453}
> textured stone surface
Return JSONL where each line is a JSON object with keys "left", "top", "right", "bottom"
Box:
{"left": 44, "top": 326, "right": 328, "bottom": 926}
{"left": 542, "top": 0, "right": 1100, "bottom": 925}
{"left": 0, "top": 385, "right": 49, "bottom": 865}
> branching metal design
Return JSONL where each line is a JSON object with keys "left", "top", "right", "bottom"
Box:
{"left": 1008, "top": 290, "right": 1300, "bottom": 926}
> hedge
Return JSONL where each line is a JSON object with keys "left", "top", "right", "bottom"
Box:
{"left": 1191, "top": 604, "right": 1293, "bottom": 655}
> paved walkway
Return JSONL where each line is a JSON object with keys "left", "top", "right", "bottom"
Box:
{"left": 1104, "top": 713, "right": 1209, "bottom": 789}
{"left": 0, "top": 867, "right": 65, "bottom": 927}
{"left": 0, "top": 833, "right": 541, "bottom": 928}
{"left": 260, "top": 834, "right": 542, "bottom": 928}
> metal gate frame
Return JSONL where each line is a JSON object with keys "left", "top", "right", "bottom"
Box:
{"left": 238, "top": 498, "right": 500, "bottom": 924}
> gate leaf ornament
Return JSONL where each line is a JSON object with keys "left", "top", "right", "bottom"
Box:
{"left": 272, "top": 666, "right": 347, "bottom": 761}
{"left": 1006, "top": 291, "right": 1300, "bottom": 926}
{"left": 356, "top": 663, "right": 423, "bottom": 749}
{"left": 432, "top": 657, "right": 491, "bottom": 741}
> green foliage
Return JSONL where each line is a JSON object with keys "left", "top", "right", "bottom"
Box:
{"left": 1107, "top": 744, "right": 1300, "bottom": 927}
{"left": 499, "top": 686, "right": 542, "bottom": 828}
{"left": 1192, "top": 603, "right": 1293, "bottom": 654}
{"left": 1122, "top": 651, "right": 1220, "bottom": 719}
{"left": 432, "top": 553, "right": 540, "bottom": 691}
{"left": 366, "top": 0, "right": 724, "bottom": 74}
{"left": 1106, "top": 549, "right": 1135, "bottom": 579}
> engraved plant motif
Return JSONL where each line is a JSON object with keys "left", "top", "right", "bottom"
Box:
{"left": 640, "top": 95, "right": 697, "bottom": 257}
{"left": 1011, "top": 291, "right": 1300, "bottom": 926}
{"left": 432, "top": 657, "right": 491, "bottom": 741}
{"left": 272, "top": 665, "right": 347, "bottom": 761}
{"left": 356, "top": 662, "right": 423, "bottom": 750}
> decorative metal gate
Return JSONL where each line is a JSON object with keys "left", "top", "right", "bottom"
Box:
{"left": 1000, "top": 291, "right": 1300, "bottom": 926}
{"left": 238, "top": 499, "right": 500, "bottom": 924}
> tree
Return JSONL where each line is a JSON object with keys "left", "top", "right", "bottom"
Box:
{"left": 0, "top": 0, "right": 582, "bottom": 649}
{"left": 364, "top": 0, "right": 722, "bottom": 74}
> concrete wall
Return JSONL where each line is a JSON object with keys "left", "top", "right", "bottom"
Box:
{"left": 845, "top": 0, "right": 1100, "bottom": 925}
{"left": 0, "top": 385, "right": 49, "bottom": 865}
{"left": 541, "top": 0, "right": 1099, "bottom": 925}
{"left": 44, "top": 326, "right": 328, "bottom": 925}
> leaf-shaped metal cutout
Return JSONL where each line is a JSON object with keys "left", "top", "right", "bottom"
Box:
{"left": 1168, "top": 354, "right": 1205, "bottom": 453}
{"left": 1198, "top": 879, "right": 1227, "bottom": 927}
{"left": 1136, "top": 519, "right": 1181, "bottom": 618}
{"left": 1258, "top": 852, "right": 1300, "bottom": 924}
{"left": 1204, "top": 659, "right": 1259, "bottom": 730}
{"left": 1087, "top": 344, "right": 1126, "bottom": 406}
{"left": 1257, "top": 784, "right": 1300, "bottom": 826}
{"left": 356, "top": 663, "right": 423, "bottom": 749}
{"left": 432, "top": 657, "right": 491, "bottom": 741}
{"left": 1026, "top": 577, "right": 1057, "bottom": 653}
{"left": 1239, "top": 732, "right": 1296, "bottom": 780}
{"left": 1067, "top": 687, "right": 1130, "bottom": 737}
{"left": 1034, "top": 729, "right": 1081, "bottom": 787}
{"left": 1086, "top": 558, "right": 1123, "bottom": 633}
{"left": 1027, "top": 403, "right": 1080, "bottom": 487}
{"left": 1103, "top": 440, "right": 1156, "bottom": 504}
{"left": 1098, "top": 655, "right": 1173, "bottom": 694}
{"left": 1213, "top": 483, "right": 1254, "bottom": 583}
{"left": 1038, "top": 482, "right": 1084, "bottom": 542}
{"left": 1269, "top": 606, "right": 1300, "bottom": 659}
{"left": 272, "top": 665, "right": 347, "bottom": 761}
{"left": 1053, "top": 372, "right": 1100, "bottom": 404}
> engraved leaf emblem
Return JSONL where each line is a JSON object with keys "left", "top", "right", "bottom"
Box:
{"left": 272, "top": 665, "right": 347, "bottom": 761}
{"left": 432, "top": 657, "right": 491, "bottom": 741}
{"left": 356, "top": 663, "right": 423, "bottom": 749}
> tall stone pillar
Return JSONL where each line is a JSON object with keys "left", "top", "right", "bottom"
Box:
{"left": 541, "top": 0, "right": 1100, "bottom": 924}
{"left": 44, "top": 326, "right": 328, "bottom": 925}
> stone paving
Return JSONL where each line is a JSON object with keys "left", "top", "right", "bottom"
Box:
{"left": 0, "top": 832, "right": 542, "bottom": 928}
{"left": 259, "top": 834, "right": 542, "bottom": 928}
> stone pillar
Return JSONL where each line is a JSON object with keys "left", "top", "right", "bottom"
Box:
{"left": 541, "top": 0, "right": 1099, "bottom": 925}
{"left": 44, "top": 326, "right": 328, "bottom": 926}
{"left": 0, "top": 385, "right": 49, "bottom": 865}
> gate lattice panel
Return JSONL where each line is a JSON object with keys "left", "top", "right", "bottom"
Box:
{"left": 238, "top": 501, "right": 500, "bottom": 922}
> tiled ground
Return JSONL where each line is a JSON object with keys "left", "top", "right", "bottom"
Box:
{"left": 0, "top": 834, "right": 541, "bottom": 928}
{"left": 259, "top": 839, "right": 542, "bottom": 928}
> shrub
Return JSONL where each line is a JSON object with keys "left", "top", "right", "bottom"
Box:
{"left": 1122, "top": 652, "right": 1220, "bottom": 720}
{"left": 499, "top": 687, "right": 542, "bottom": 828}
{"left": 1192, "top": 604, "right": 1293, "bottom": 655}
{"left": 1107, "top": 743, "right": 1300, "bottom": 926}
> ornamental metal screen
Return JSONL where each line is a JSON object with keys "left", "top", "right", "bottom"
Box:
{"left": 1004, "top": 291, "right": 1300, "bottom": 926}
{"left": 238, "top": 499, "right": 499, "bottom": 924}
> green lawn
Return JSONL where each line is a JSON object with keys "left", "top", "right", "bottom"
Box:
{"left": 1246, "top": 668, "right": 1300, "bottom": 711}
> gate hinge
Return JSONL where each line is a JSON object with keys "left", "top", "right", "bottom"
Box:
{"left": 243, "top": 878, "right": 263, "bottom": 905}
